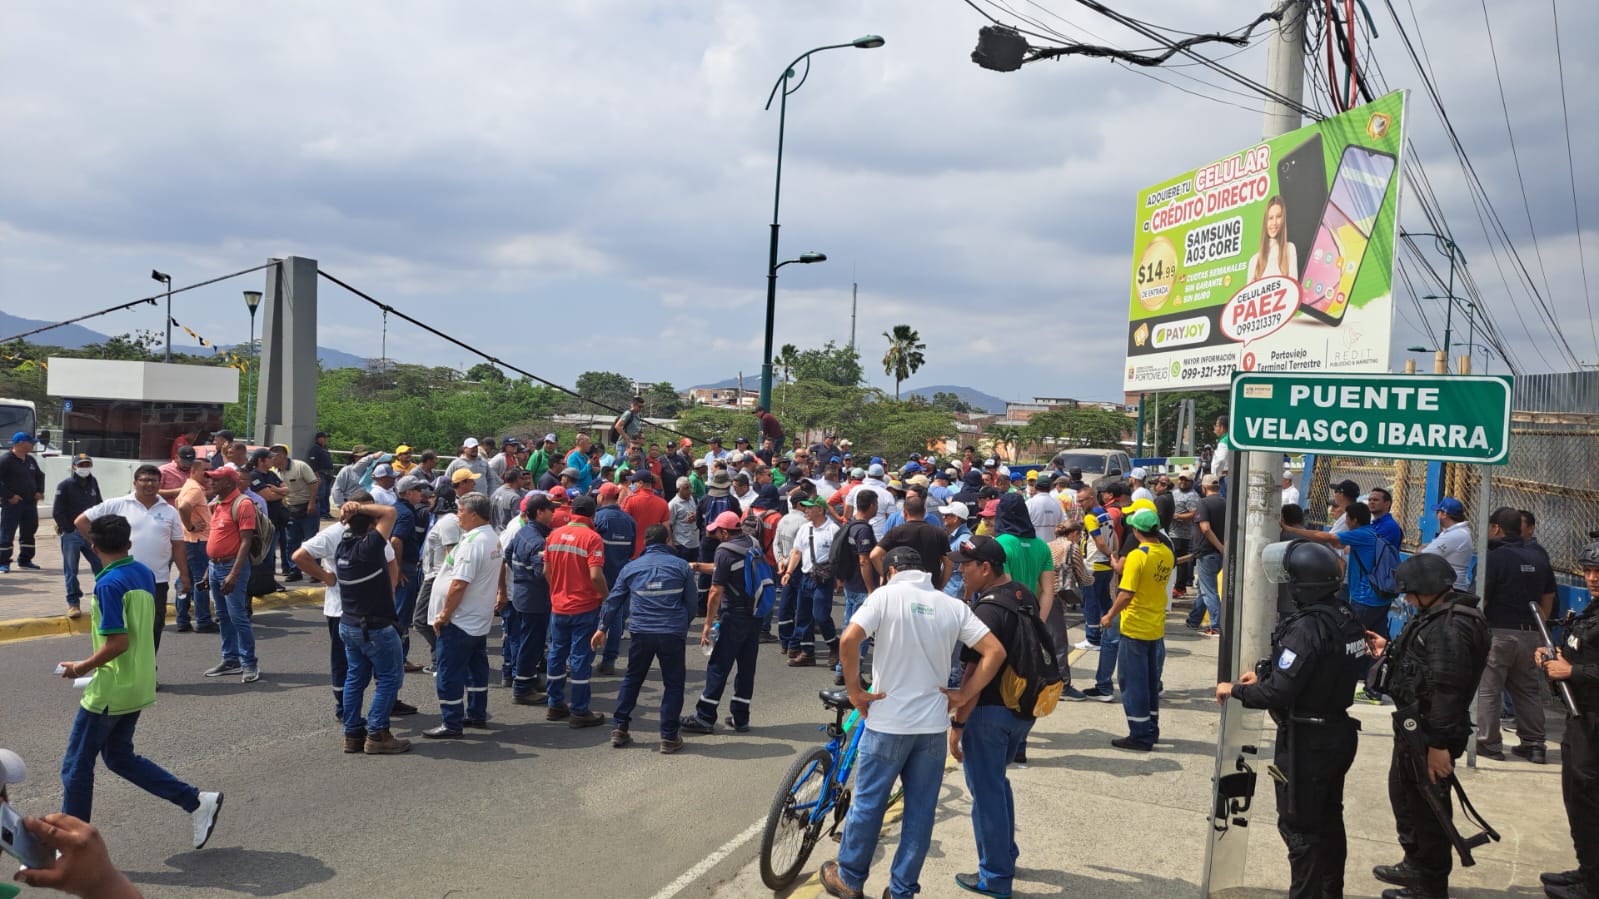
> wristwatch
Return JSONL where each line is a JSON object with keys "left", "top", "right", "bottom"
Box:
{"left": 949, "top": 719, "right": 965, "bottom": 729}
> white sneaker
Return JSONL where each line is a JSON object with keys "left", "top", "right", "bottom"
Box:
{"left": 192, "top": 791, "right": 223, "bottom": 849}
{"left": 1073, "top": 640, "right": 1096, "bottom": 651}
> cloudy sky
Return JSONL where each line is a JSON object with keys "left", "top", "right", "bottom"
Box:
{"left": 2, "top": 0, "right": 1593, "bottom": 403}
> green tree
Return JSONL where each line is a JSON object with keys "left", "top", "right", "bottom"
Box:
{"left": 83, "top": 330, "right": 164, "bottom": 361}
{"left": 930, "top": 391, "right": 973, "bottom": 413}
{"left": 572, "top": 370, "right": 635, "bottom": 413}
{"left": 788, "top": 341, "right": 862, "bottom": 387}
{"left": 675, "top": 404, "right": 749, "bottom": 444}
{"left": 464, "top": 362, "right": 506, "bottom": 382}
{"left": 880, "top": 324, "right": 926, "bottom": 401}
{"left": 1026, "top": 408, "right": 1132, "bottom": 448}
{"left": 643, "top": 381, "right": 681, "bottom": 417}
{"left": 1149, "top": 390, "right": 1228, "bottom": 456}
{"left": 989, "top": 425, "right": 1021, "bottom": 462}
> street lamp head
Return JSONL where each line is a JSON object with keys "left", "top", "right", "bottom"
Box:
{"left": 243, "top": 290, "right": 262, "bottom": 313}
{"left": 151, "top": 269, "right": 170, "bottom": 284}
{"left": 1406, "top": 345, "right": 1433, "bottom": 353}
{"left": 798, "top": 252, "right": 827, "bottom": 264}
{"left": 852, "top": 35, "right": 885, "bottom": 49}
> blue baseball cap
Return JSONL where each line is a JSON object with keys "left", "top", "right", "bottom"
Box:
{"left": 11, "top": 432, "right": 33, "bottom": 444}
{"left": 902, "top": 461, "right": 923, "bottom": 474}
{"left": 1435, "top": 497, "right": 1466, "bottom": 518}
{"left": 870, "top": 456, "right": 884, "bottom": 467}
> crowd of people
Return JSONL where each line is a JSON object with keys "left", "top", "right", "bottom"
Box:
{"left": 5, "top": 403, "right": 1596, "bottom": 899}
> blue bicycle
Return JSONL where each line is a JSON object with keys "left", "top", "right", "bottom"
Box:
{"left": 759, "top": 687, "right": 901, "bottom": 890}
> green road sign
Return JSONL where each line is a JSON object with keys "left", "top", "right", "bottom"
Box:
{"left": 1229, "top": 372, "right": 1513, "bottom": 464}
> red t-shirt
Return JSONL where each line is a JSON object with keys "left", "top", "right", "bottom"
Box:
{"left": 545, "top": 518, "right": 605, "bottom": 615}
{"left": 207, "top": 490, "right": 256, "bottom": 560}
{"left": 621, "top": 490, "right": 671, "bottom": 556}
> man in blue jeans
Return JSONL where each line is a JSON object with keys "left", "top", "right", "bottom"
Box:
{"left": 174, "top": 458, "right": 215, "bottom": 633}
{"left": 833, "top": 489, "right": 880, "bottom": 686}
{"left": 946, "top": 536, "right": 1044, "bottom": 898}
{"left": 820, "top": 546, "right": 1004, "bottom": 899}
{"left": 52, "top": 453, "right": 103, "bottom": 619}
{"left": 202, "top": 465, "right": 259, "bottom": 683}
{"left": 54, "top": 514, "right": 223, "bottom": 848}
{"left": 594, "top": 524, "right": 696, "bottom": 753}
{"left": 1188, "top": 473, "right": 1226, "bottom": 636}
{"left": 333, "top": 499, "right": 411, "bottom": 754}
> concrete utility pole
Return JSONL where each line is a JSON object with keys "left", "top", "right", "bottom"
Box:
{"left": 256, "top": 256, "right": 319, "bottom": 457}
{"left": 1202, "top": 2, "right": 1303, "bottom": 894}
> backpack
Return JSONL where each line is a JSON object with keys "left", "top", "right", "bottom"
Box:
{"left": 230, "top": 495, "right": 275, "bottom": 566}
{"left": 829, "top": 520, "right": 873, "bottom": 585}
{"left": 977, "top": 587, "right": 1064, "bottom": 719}
{"left": 727, "top": 543, "right": 778, "bottom": 619}
{"left": 743, "top": 508, "right": 782, "bottom": 565}
{"left": 1353, "top": 535, "right": 1403, "bottom": 603}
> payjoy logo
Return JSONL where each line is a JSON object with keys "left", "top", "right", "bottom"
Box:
{"left": 1150, "top": 316, "right": 1211, "bottom": 349}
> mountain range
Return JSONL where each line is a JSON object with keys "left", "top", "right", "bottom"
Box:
{"left": 690, "top": 376, "right": 1008, "bottom": 413}
{"left": 0, "top": 309, "right": 368, "bottom": 369}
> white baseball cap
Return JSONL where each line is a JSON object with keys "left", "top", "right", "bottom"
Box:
{"left": 938, "top": 501, "right": 970, "bottom": 520}
{"left": 462, "top": 437, "right": 480, "bottom": 449}
{"left": 1130, "top": 466, "right": 1148, "bottom": 480}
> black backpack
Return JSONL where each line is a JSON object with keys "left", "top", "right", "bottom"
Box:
{"left": 977, "top": 587, "right": 1064, "bottom": 719}
{"left": 829, "top": 520, "right": 873, "bottom": 584}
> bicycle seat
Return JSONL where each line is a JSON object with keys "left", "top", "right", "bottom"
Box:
{"left": 819, "top": 688, "right": 852, "bottom": 711}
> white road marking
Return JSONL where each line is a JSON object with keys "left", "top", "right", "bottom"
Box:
{"left": 648, "top": 818, "right": 765, "bottom": 899}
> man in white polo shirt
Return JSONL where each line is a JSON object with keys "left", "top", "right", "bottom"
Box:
{"left": 1419, "top": 496, "right": 1474, "bottom": 590}
{"left": 76, "top": 463, "right": 190, "bottom": 655}
{"left": 819, "top": 546, "right": 1006, "bottom": 899}
{"left": 424, "top": 493, "right": 501, "bottom": 738}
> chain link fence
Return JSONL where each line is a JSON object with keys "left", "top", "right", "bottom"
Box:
{"left": 1303, "top": 453, "right": 1429, "bottom": 550}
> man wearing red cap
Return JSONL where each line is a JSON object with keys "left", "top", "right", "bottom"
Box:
{"left": 681, "top": 510, "right": 766, "bottom": 735}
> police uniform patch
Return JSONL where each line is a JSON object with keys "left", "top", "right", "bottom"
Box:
{"left": 1569, "top": 634, "right": 1580, "bottom": 651}
{"left": 1277, "top": 648, "right": 1298, "bottom": 669}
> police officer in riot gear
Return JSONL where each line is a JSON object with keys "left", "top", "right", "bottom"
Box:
{"left": 1366, "top": 552, "right": 1491, "bottom": 899}
{"left": 1216, "top": 539, "right": 1369, "bottom": 899}
{"left": 1537, "top": 542, "right": 1599, "bottom": 899}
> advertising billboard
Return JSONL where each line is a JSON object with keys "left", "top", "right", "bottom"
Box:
{"left": 1124, "top": 91, "right": 1407, "bottom": 392}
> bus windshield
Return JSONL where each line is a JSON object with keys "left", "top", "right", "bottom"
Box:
{"left": 0, "top": 403, "right": 37, "bottom": 450}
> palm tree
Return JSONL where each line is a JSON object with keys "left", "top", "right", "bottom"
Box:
{"left": 991, "top": 425, "right": 1021, "bottom": 462}
{"left": 774, "top": 343, "right": 799, "bottom": 384}
{"left": 773, "top": 343, "right": 799, "bottom": 415}
{"left": 881, "top": 324, "right": 926, "bottom": 401}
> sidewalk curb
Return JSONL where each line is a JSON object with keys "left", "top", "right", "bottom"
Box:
{"left": 0, "top": 587, "right": 326, "bottom": 644}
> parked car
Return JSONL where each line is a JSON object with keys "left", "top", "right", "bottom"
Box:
{"left": 1049, "top": 448, "right": 1133, "bottom": 482}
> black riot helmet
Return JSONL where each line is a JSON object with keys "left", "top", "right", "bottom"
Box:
{"left": 1392, "top": 553, "right": 1457, "bottom": 598}
{"left": 1579, "top": 541, "right": 1599, "bottom": 570}
{"left": 1262, "top": 539, "right": 1343, "bottom": 605}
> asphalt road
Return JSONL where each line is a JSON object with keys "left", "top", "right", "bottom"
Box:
{"left": 0, "top": 604, "right": 848, "bottom": 897}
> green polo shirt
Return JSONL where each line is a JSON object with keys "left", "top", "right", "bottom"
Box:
{"left": 82, "top": 556, "right": 158, "bottom": 715}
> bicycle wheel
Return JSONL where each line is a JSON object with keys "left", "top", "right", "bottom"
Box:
{"left": 759, "top": 746, "right": 835, "bottom": 890}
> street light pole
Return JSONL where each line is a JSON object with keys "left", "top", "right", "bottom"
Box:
{"left": 1402, "top": 231, "right": 1464, "bottom": 362}
{"left": 151, "top": 270, "right": 173, "bottom": 362}
{"left": 243, "top": 290, "right": 262, "bottom": 442}
{"left": 759, "top": 35, "right": 884, "bottom": 412}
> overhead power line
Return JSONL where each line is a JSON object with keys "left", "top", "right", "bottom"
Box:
{"left": 1546, "top": 0, "right": 1598, "bottom": 359}
{"left": 316, "top": 269, "right": 709, "bottom": 444}
{"left": 0, "top": 262, "right": 281, "bottom": 345}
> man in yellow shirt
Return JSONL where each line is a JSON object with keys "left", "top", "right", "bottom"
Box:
{"left": 1100, "top": 508, "right": 1173, "bottom": 751}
